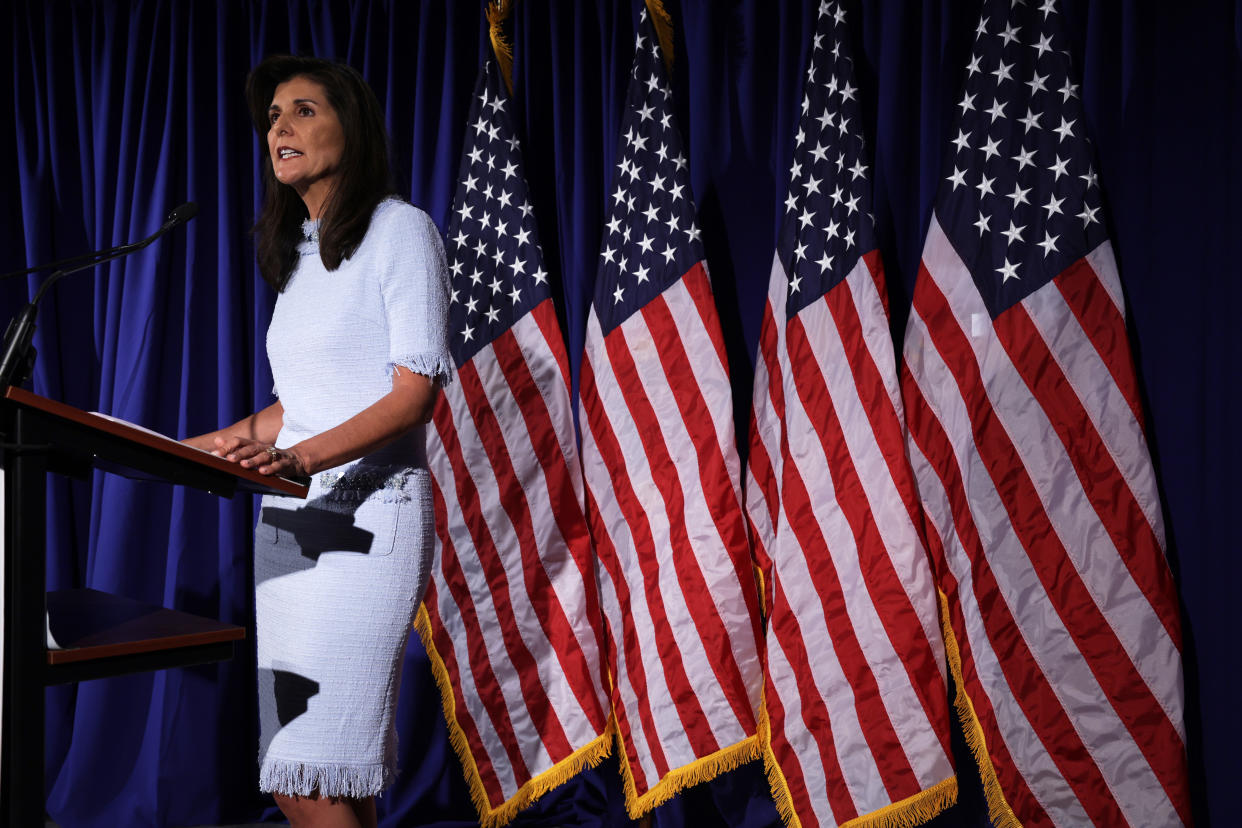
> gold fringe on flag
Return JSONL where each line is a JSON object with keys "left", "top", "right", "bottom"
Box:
{"left": 487, "top": 0, "right": 515, "bottom": 95}
{"left": 644, "top": 0, "right": 674, "bottom": 74}
{"left": 937, "top": 590, "right": 1023, "bottom": 828}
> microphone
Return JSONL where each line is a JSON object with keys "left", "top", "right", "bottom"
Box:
{"left": 0, "top": 202, "right": 200, "bottom": 280}
{"left": 0, "top": 202, "right": 198, "bottom": 390}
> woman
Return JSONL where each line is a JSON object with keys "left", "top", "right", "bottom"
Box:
{"left": 184, "top": 55, "right": 451, "bottom": 828}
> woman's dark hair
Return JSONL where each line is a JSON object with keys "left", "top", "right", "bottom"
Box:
{"left": 245, "top": 55, "right": 396, "bottom": 291}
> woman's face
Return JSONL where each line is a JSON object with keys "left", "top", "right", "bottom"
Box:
{"left": 266, "top": 75, "right": 345, "bottom": 216}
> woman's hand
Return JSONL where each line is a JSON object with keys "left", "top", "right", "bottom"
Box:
{"left": 211, "top": 435, "right": 309, "bottom": 478}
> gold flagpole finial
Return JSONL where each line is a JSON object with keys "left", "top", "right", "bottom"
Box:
{"left": 487, "top": 0, "right": 515, "bottom": 95}
{"left": 643, "top": 0, "right": 674, "bottom": 74}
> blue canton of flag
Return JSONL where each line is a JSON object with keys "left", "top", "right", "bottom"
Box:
{"left": 592, "top": 16, "right": 703, "bottom": 335}
{"left": 445, "top": 66, "right": 551, "bottom": 361}
{"left": 936, "top": 0, "right": 1108, "bottom": 317}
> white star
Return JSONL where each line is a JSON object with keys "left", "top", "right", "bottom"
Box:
{"left": 991, "top": 59, "right": 1014, "bottom": 84}
{"left": 789, "top": 272, "right": 802, "bottom": 293}
{"left": 1001, "top": 219, "right": 1025, "bottom": 247}
{"left": 844, "top": 227, "right": 855, "bottom": 248}
{"left": 453, "top": 230, "right": 469, "bottom": 249}
{"left": 660, "top": 244, "right": 676, "bottom": 264}
{"left": 798, "top": 208, "right": 815, "bottom": 230}
{"left": 817, "top": 108, "right": 834, "bottom": 131}
{"left": 664, "top": 213, "right": 680, "bottom": 236}
{"left": 532, "top": 267, "right": 548, "bottom": 285}
{"left": 511, "top": 257, "right": 527, "bottom": 275}
{"left": 985, "top": 98, "right": 1007, "bottom": 121}
{"left": 1019, "top": 107, "right": 1041, "bottom": 132}
{"left": 449, "top": 260, "right": 463, "bottom": 279}
{"left": 509, "top": 286, "right": 521, "bottom": 304}
{"left": 830, "top": 185, "right": 844, "bottom": 206}
{"left": 638, "top": 102, "right": 654, "bottom": 122}
{"left": 810, "top": 142, "right": 829, "bottom": 163}
{"left": 967, "top": 53, "right": 983, "bottom": 75}
{"left": 1080, "top": 168, "right": 1099, "bottom": 189}
{"left": 1013, "top": 146, "right": 1037, "bottom": 171}
{"left": 632, "top": 133, "right": 649, "bottom": 152}
{"left": 1037, "top": 230, "right": 1059, "bottom": 257}
{"left": 804, "top": 173, "right": 823, "bottom": 195}
{"left": 468, "top": 145, "right": 483, "bottom": 165}
{"left": 976, "top": 174, "right": 996, "bottom": 197}
{"left": 635, "top": 264, "right": 650, "bottom": 284}
{"left": 784, "top": 191, "right": 799, "bottom": 213}
{"left": 486, "top": 306, "right": 500, "bottom": 324}
{"left": 1049, "top": 155, "right": 1070, "bottom": 180}
{"left": 850, "top": 159, "right": 867, "bottom": 180}
{"left": 1054, "top": 117, "right": 1076, "bottom": 142}
{"left": 997, "top": 258, "right": 1020, "bottom": 282}
{"left": 1008, "top": 182, "right": 1032, "bottom": 207}
{"left": 793, "top": 240, "right": 808, "bottom": 260}
{"left": 497, "top": 190, "right": 513, "bottom": 209}
{"left": 669, "top": 181, "right": 685, "bottom": 202}
{"left": 464, "top": 174, "right": 478, "bottom": 192}
{"left": 489, "top": 276, "right": 504, "bottom": 295}
{"left": 651, "top": 174, "right": 667, "bottom": 194}
{"left": 461, "top": 325, "right": 475, "bottom": 342}
{"left": 999, "top": 23, "right": 1020, "bottom": 47}
{"left": 844, "top": 193, "right": 860, "bottom": 214}
{"left": 1044, "top": 193, "right": 1065, "bottom": 216}
{"left": 486, "top": 123, "right": 500, "bottom": 141}
{"left": 465, "top": 296, "right": 479, "bottom": 313}
{"left": 643, "top": 204, "right": 660, "bottom": 224}
{"left": 613, "top": 285, "right": 625, "bottom": 304}
{"left": 613, "top": 185, "right": 627, "bottom": 204}
{"left": 606, "top": 215, "right": 622, "bottom": 235}
{"left": 1060, "top": 79, "right": 1080, "bottom": 101}
{"left": 1079, "top": 203, "right": 1100, "bottom": 226}
{"left": 1026, "top": 71, "right": 1048, "bottom": 95}
{"left": 959, "top": 91, "right": 977, "bottom": 112}
{"left": 981, "top": 137, "right": 1002, "bottom": 161}
{"left": 520, "top": 200, "right": 533, "bottom": 218}
{"left": 952, "top": 128, "right": 972, "bottom": 152}
{"left": 515, "top": 227, "right": 531, "bottom": 246}
{"left": 816, "top": 250, "right": 834, "bottom": 273}
{"left": 1040, "top": 0, "right": 1057, "bottom": 17}
{"left": 947, "top": 166, "right": 968, "bottom": 190}
{"left": 656, "top": 142, "right": 669, "bottom": 162}
{"left": 501, "top": 160, "right": 517, "bottom": 179}
{"left": 974, "top": 211, "right": 991, "bottom": 236}
{"left": 602, "top": 245, "right": 616, "bottom": 265}
{"left": 840, "top": 80, "right": 856, "bottom": 101}
{"left": 637, "top": 234, "right": 654, "bottom": 254}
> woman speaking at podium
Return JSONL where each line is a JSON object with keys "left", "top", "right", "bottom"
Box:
{"left": 184, "top": 55, "right": 451, "bottom": 828}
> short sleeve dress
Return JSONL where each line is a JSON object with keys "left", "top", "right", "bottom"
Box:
{"left": 252, "top": 199, "right": 452, "bottom": 798}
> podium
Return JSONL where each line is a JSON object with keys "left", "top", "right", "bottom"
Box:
{"left": 0, "top": 386, "right": 308, "bottom": 825}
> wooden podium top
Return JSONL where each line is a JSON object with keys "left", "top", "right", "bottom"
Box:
{"left": 3, "top": 385, "right": 308, "bottom": 498}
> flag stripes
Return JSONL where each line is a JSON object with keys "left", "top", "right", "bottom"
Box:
{"left": 903, "top": 215, "right": 1189, "bottom": 827}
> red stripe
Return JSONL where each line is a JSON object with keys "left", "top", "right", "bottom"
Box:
{"left": 901, "top": 379, "right": 1049, "bottom": 824}
{"left": 579, "top": 353, "right": 672, "bottom": 786}
{"left": 746, "top": 295, "right": 783, "bottom": 610}
{"left": 529, "top": 298, "right": 575, "bottom": 406}
{"left": 455, "top": 359, "right": 576, "bottom": 759}
{"left": 813, "top": 269, "right": 954, "bottom": 757}
{"left": 422, "top": 578, "right": 506, "bottom": 799}
{"left": 592, "top": 328, "right": 727, "bottom": 755}
{"left": 681, "top": 262, "right": 731, "bottom": 372}
{"left": 862, "top": 249, "right": 890, "bottom": 319}
{"left": 775, "top": 407, "right": 920, "bottom": 798}
{"left": 997, "top": 299, "right": 1181, "bottom": 645}
{"left": 432, "top": 395, "right": 548, "bottom": 783}
{"left": 426, "top": 474, "right": 511, "bottom": 802}
{"left": 995, "top": 302, "right": 1189, "bottom": 820}
{"left": 904, "top": 267, "right": 1140, "bottom": 825}
{"left": 487, "top": 327, "right": 610, "bottom": 732}
{"left": 769, "top": 578, "right": 859, "bottom": 825}
{"left": 1054, "top": 257, "right": 1145, "bottom": 427}
{"left": 646, "top": 280, "right": 764, "bottom": 677}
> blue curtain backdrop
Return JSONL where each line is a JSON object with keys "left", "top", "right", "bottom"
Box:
{"left": 2, "top": 1, "right": 1238, "bottom": 826}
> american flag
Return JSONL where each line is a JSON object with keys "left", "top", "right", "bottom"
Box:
{"left": 578, "top": 6, "right": 765, "bottom": 812}
{"left": 418, "top": 57, "right": 612, "bottom": 824}
{"left": 744, "top": 3, "right": 957, "bottom": 825}
{"left": 900, "top": 1, "right": 1192, "bottom": 825}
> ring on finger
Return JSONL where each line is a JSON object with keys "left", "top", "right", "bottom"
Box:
{"left": 266, "top": 447, "right": 280, "bottom": 463}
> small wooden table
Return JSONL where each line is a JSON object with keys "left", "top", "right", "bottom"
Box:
{"left": 1, "top": 386, "right": 308, "bottom": 824}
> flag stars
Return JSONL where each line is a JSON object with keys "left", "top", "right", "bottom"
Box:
{"left": 947, "top": 166, "right": 968, "bottom": 190}
{"left": 1049, "top": 155, "right": 1070, "bottom": 180}
{"left": 1007, "top": 182, "right": 1032, "bottom": 207}
{"left": 1037, "top": 230, "right": 1059, "bottom": 257}
{"left": 1001, "top": 219, "right": 1025, "bottom": 247}
{"left": 1078, "top": 203, "right": 1100, "bottom": 226}
{"left": 997, "top": 258, "right": 1021, "bottom": 282}
{"left": 1054, "top": 117, "right": 1076, "bottom": 142}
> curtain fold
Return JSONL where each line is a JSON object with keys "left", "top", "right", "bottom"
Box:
{"left": 2, "top": 1, "right": 1236, "bottom": 826}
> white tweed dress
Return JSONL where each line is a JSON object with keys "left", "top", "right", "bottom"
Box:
{"left": 254, "top": 199, "right": 452, "bottom": 798}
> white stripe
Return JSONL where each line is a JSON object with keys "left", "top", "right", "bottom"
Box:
{"left": 1084, "top": 241, "right": 1125, "bottom": 316}
{"left": 433, "top": 393, "right": 553, "bottom": 780}
{"left": 580, "top": 313, "right": 695, "bottom": 777}
{"left": 924, "top": 218, "right": 1185, "bottom": 745}
{"left": 472, "top": 346, "right": 605, "bottom": 744}
{"left": 903, "top": 430, "right": 1093, "bottom": 828}
{"left": 607, "top": 310, "right": 752, "bottom": 757}
{"left": 770, "top": 493, "right": 885, "bottom": 812}
{"left": 745, "top": 254, "right": 788, "bottom": 566}
{"left": 1022, "top": 251, "right": 1165, "bottom": 542}
{"left": 766, "top": 627, "right": 837, "bottom": 828}
{"left": 787, "top": 266, "right": 950, "bottom": 789}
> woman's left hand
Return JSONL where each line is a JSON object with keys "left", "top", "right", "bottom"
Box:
{"left": 211, "top": 435, "right": 310, "bottom": 478}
